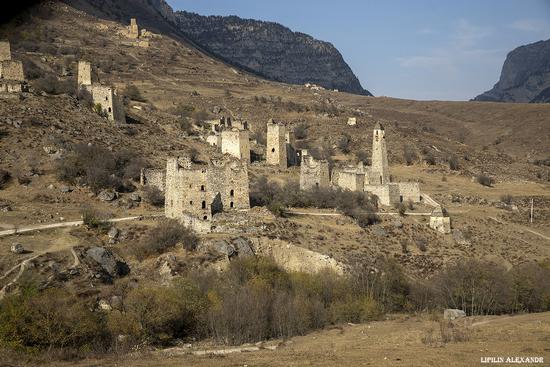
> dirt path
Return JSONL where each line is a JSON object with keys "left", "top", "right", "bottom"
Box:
{"left": 0, "top": 214, "right": 161, "bottom": 237}
{"left": 489, "top": 216, "right": 550, "bottom": 242}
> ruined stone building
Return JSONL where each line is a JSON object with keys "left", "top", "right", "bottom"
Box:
{"left": 429, "top": 206, "right": 451, "bottom": 234}
{"left": 221, "top": 128, "right": 250, "bottom": 163}
{"left": 78, "top": 60, "right": 125, "bottom": 123}
{"left": 125, "top": 18, "right": 151, "bottom": 47}
{"left": 164, "top": 155, "right": 250, "bottom": 233}
{"left": 300, "top": 122, "right": 421, "bottom": 206}
{"left": 266, "top": 119, "right": 301, "bottom": 168}
{"left": 140, "top": 168, "right": 166, "bottom": 192}
{"left": 300, "top": 154, "right": 330, "bottom": 191}
{"left": 0, "top": 41, "right": 25, "bottom": 93}
{"left": 205, "top": 116, "right": 251, "bottom": 162}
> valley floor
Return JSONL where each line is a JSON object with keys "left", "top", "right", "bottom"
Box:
{"left": 39, "top": 312, "right": 550, "bottom": 367}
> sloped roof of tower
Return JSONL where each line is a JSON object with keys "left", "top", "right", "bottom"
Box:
{"left": 374, "top": 121, "right": 384, "bottom": 130}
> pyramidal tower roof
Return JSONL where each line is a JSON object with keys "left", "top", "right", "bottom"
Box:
{"left": 374, "top": 121, "right": 384, "bottom": 130}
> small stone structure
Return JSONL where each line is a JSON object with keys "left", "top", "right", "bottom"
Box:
{"left": 443, "top": 309, "right": 466, "bottom": 320}
{"left": 164, "top": 155, "right": 250, "bottom": 233}
{"left": 429, "top": 206, "right": 451, "bottom": 234}
{"left": 300, "top": 154, "right": 330, "bottom": 190}
{"left": 140, "top": 168, "right": 166, "bottom": 191}
{"left": 0, "top": 41, "right": 25, "bottom": 93}
{"left": 347, "top": 117, "right": 357, "bottom": 126}
{"left": 128, "top": 18, "right": 139, "bottom": 39}
{"left": 78, "top": 60, "right": 125, "bottom": 123}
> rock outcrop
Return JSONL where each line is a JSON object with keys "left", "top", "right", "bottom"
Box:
{"left": 174, "top": 11, "right": 371, "bottom": 96}
{"left": 474, "top": 39, "right": 550, "bottom": 103}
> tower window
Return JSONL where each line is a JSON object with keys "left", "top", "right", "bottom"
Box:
{"left": 108, "top": 107, "right": 112, "bottom": 113}
{"left": 202, "top": 201, "right": 206, "bottom": 209}
{"left": 203, "top": 215, "right": 208, "bottom": 220}
{"left": 380, "top": 176, "right": 382, "bottom": 184}
{"left": 400, "top": 195, "right": 403, "bottom": 203}
{"left": 189, "top": 201, "right": 193, "bottom": 205}
{"left": 230, "top": 201, "right": 234, "bottom": 208}
{"left": 271, "top": 148, "right": 275, "bottom": 153}
{"left": 200, "top": 185, "right": 205, "bottom": 191}
{"left": 230, "top": 189, "right": 234, "bottom": 197}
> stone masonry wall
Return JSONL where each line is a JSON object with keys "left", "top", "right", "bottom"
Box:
{"left": 0, "top": 61, "right": 24, "bottom": 81}
{"left": 397, "top": 182, "right": 421, "bottom": 203}
{"left": 90, "top": 85, "right": 125, "bottom": 123}
{"left": 77, "top": 61, "right": 92, "bottom": 86}
{"left": 140, "top": 168, "right": 166, "bottom": 191}
{"left": 336, "top": 170, "right": 365, "bottom": 192}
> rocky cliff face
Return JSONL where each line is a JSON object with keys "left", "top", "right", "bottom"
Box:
{"left": 174, "top": 11, "right": 371, "bottom": 96}
{"left": 474, "top": 39, "right": 550, "bottom": 103}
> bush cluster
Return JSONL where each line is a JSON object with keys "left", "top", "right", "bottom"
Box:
{"left": 250, "top": 178, "right": 379, "bottom": 226}
{"left": 131, "top": 219, "right": 198, "bottom": 260}
{"left": 55, "top": 144, "right": 142, "bottom": 193}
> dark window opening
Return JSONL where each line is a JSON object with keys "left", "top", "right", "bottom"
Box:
{"left": 108, "top": 107, "right": 112, "bottom": 113}
{"left": 203, "top": 215, "right": 208, "bottom": 220}
{"left": 380, "top": 176, "right": 382, "bottom": 184}
{"left": 271, "top": 148, "right": 275, "bottom": 153}
{"left": 230, "top": 189, "right": 234, "bottom": 197}
{"left": 315, "top": 182, "right": 319, "bottom": 188}
{"left": 230, "top": 201, "right": 234, "bottom": 208}
{"left": 189, "top": 201, "right": 193, "bottom": 205}
{"left": 400, "top": 195, "right": 403, "bottom": 203}
{"left": 200, "top": 185, "right": 205, "bottom": 191}
{"left": 201, "top": 201, "right": 206, "bottom": 209}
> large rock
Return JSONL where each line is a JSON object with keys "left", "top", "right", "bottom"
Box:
{"left": 443, "top": 309, "right": 466, "bottom": 320}
{"left": 232, "top": 237, "right": 254, "bottom": 257}
{"left": 98, "top": 190, "right": 117, "bottom": 202}
{"left": 10, "top": 243, "right": 24, "bottom": 254}
{"left": 84, "top": 247, "right": 129, "bottom": 279}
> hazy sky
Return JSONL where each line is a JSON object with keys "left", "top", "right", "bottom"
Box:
{"left": 167, "top": 0, "right": 550, "bottom": 101}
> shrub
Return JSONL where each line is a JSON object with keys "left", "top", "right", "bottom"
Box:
{"left": 500, "top": 194, "right": 513, "bottom": 205}
{"left": 0, "top": 169, "right": 11, "bottom": 189}
{"left": 403, "top": 144, "right": 417, "bottom": 165}
{"left": 448, "top": 155, "right": 459, "bottom": 170}
{"left": 294, "top": 123, "right": 308, "bottom": 140}
{"left": 174, "top": 104, "right": 195, "bottom": 119}
{"left": 191, "top": 109, "right": 209, "bottom": 124}
{"left": 356, "top": 150, "right": 370, "bottom": 165}
{"left": 395, "top": 202, "right": 407, "bottom": 216}
{"left": 124, "top": 84, "right": 146, "bottom": 102}
{"left": 77, "top": 86, "right": 93, "bottom": 109}
{"left": 142, "top": 186, "right": 164, "bottom": 207}
{"left": 0, "top": 287, "right": 107, "bottom": 350}
{"left": 133, "top": 220, "right": 198, "bottom": 260}
{"left": 337, "top": 135, "right": 351, "bottom": 154}
{"left": 476, "top": 174, "right": 493, "bottom": 187}
{"left": 32, "top": 75, "right": 75, "bottom": 95}
{"left": 81, "top": 206, "right": 109, "bottom": 230}
{"left": 424, "top": 152, "right": 436, "bottom": 165}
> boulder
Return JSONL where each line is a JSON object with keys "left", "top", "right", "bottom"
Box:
{"left": 372, "top": 227, "right": 387, "bottom": 237}
{"left": 130, "top": 192, "right": 141, "bottom": 202}
{"left": 108, "top": 227, "right": 119, "bottom": 243}
{"left": 443, "top": 309, "right": 466, "bottom": 320}
{"left": 98, "top": 190, "right": 117, "bottom": 202}
{"left": 452, "top": 229, "right": 471, "bottom": 246}
{"left": 85, "top": 247, "right": 129, "bottom": 279}
{"left": 232, "top": 237, "right": 254, "bottom": 257}
{"left": 60, "top": 185, "right": 72, "bottom": 193}
{"left": 98, "top": 299, "right": 112, "bottom": 311}
{"left": 10, "top": 243, "right": 24, "bottom": 254}
{"left": 213, "top": 240, "right": 236, "bottom": 257}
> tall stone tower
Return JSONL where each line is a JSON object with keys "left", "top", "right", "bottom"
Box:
{"left": 77, "top": 61, "right": 92, "bottom": 87}
{"left": 371, "top": 122, "right": 389, "bottom": 184}
{"left": 266, "top": 119, "right": 287, "bottom": 168}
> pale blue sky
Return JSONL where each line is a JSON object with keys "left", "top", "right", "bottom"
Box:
{"left": 167, "top": 0, "right": 550, "bottom": 101}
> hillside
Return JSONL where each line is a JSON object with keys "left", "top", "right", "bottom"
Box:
{"left": 474, "top": 39, "right": 550, "bottom": 103}
{"left": 174, "top": 11, "right": 371, "bottom": 95}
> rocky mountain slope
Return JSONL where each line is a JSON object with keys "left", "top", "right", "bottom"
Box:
{"left": 474, "top": 39, "right": 550, "bottom": 103}
{"left": 174, "top": 11, "right": 371, "bottom": 96}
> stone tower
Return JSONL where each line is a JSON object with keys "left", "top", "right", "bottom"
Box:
{"left": 300, "top": 155, "right": 330, "bottom": 191}
{"left": 371, "top": 122, "right": 389, "bottom": 184}
{"left": 221, "top": 128, "right": 251, "bottom": 163}
{"left": 77, "top": 61, "right": 92, "bottom": 87}
{"left": 129, "top": 18, "right": 139, "bottom": 39}
{"left": 266, "top": 119, "right": 287, "bottom": 168}
{"left": 0, "top": 41, "right": 11, "bottom": 62}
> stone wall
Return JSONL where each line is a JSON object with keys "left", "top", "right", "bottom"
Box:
{"left": 397, "top": 182, "right": 421, "bottom": 203}
{"left": 0, "top": 81, "right": 22, "bottom": 93}
{"left": 0, "top": 61, "right": 24, "bottom": 81}
{"left": 266, "top": 121, "right": 287, "bottom": 168}
{"left": 0, "top": 41, "right": 10, "bottom": 62}
{"left": 300, "top": 155, "right": 330, "bottom": 191}
{"left": 140, "top": 168, "right": 166, "bottom": 191}
{"left": 221, "top": 128, "right": 250, "bottom": 163}
{"left": 371, "top": 124, "right": 389, "bottom": 184}
{"left": 336, "top": 170, "right": 365, "bottom": 191}
{"left": 206, "top": 134, "right": 222, "bottom": 147}
{"left": 365, "top": 183, "right": 400, "bottom": 206}
{"left": 429, "top": 216, "right": 451, "bottom": 234}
